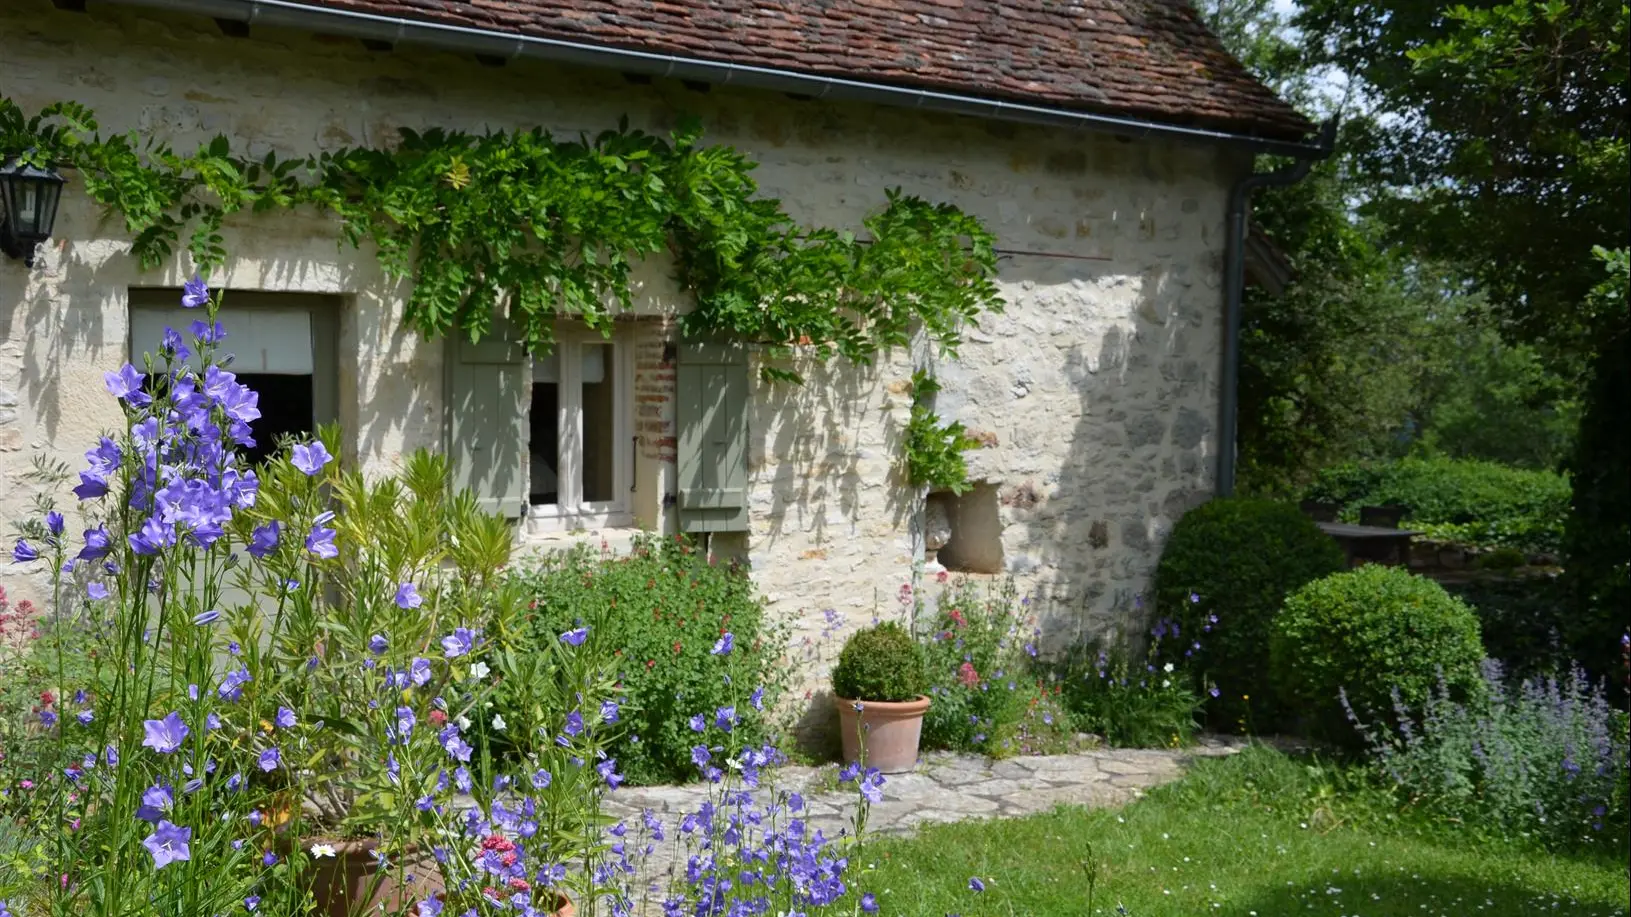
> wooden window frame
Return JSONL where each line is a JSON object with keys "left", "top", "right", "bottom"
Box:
{"left": 528, "top": 326, "right": 634, "bottom": 530}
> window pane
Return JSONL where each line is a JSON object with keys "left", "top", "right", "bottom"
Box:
{"left": 529, "top": 381, "right": 559, "bottom": 505}
{"left": 581, "top": 343, "right": 615, "bottom": 503}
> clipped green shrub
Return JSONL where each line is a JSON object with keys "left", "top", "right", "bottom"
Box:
{"left": 1303, "top": 457, "right": 1570, "bottom": 554}
{"left": 1155, "top": 497, "right": 1347, "bottom": 731}
{"left": 506, "top": 534, "right": 788, "bottom": 786}
{"left": 832, "top": 622, "right": 927, "bottom": 703}
{"left": 1271, "top": 565, "right": 1486, "bottom": 743}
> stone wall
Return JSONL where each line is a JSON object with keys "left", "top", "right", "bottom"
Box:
{"left": 0, "top": 0, "right": 1243, "bottom": 684}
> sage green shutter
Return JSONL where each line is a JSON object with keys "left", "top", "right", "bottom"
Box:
{"left": 446, "top": 321, "right": 528, "bottom": 519}
{"left": 676, "top": 338, "right": 750, "bottom": 533}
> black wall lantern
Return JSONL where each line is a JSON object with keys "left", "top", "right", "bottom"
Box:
{"left": 0, "top": 158, "right": 66, "bottom": 267}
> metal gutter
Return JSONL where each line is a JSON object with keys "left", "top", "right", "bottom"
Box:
{"left": 1217, "top": 117, "right": 1339, "bottom": 496}
{"left": 97, "top": 0, "right": 1328, "bottom": 159}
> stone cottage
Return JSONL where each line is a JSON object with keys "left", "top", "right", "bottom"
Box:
{"left": 0, "top": 0, "right": 1320, "bottom": 654}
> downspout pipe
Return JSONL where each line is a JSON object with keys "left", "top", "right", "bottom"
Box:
{"left": 1217, "top": 117, "right": 1339, "bottom": 496}
{"left": 98, "top": 0, "right": 1332, "bottom": 161}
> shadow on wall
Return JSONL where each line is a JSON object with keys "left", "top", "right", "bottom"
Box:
{"left": 951, "top": 256, "right": 1216, "bottom": 647}
{"left": 747, "top": 352, "right": 916, "bottom": 548}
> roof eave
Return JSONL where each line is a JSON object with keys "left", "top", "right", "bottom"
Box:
{"left": 100, "top": 0, "right": 1331, "bottom": 159}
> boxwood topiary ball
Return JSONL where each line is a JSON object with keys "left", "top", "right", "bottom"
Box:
{"left": 832, "top": 622, "right": 928, "bottom": 703}
{"left": 1155, "top": 497, "right": 1348, "bottom": 731}
{"left": 1270, "top": 564, "right": 1486, "bottom": 744}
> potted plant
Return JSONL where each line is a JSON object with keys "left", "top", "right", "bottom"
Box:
{"left": 832, "top": 622, "right": 931, "bottom": 773}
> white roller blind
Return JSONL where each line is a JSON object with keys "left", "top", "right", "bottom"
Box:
{"left": 130, "top": 307, "right": 314, "bottom": 374}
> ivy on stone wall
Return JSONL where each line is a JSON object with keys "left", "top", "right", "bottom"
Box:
{"left": 1, "top": 98, "right": 1002, "bottom": 382}
{"left": 904, "top": 370, "right": 982, "bottom": 493}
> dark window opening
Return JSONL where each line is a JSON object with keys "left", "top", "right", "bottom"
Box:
{"left": 238, "top": 373, "right": 314, "bottom": 468}
{"left": 529, "top": 382, "right": 559, "bottom": 505}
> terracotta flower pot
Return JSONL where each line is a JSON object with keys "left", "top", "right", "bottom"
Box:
{"left": 306, "top": 838, "right": 444, "bottom": 917}
{"left": 835, "top": 695, "right": 931, "bottom": 774}
{"left": 305, "top": 838, "right": 575, "bottom": 917}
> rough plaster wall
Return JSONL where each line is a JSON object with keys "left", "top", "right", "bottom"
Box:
{"left": 0, "top": 1, "right": 1241, "bottom": 687}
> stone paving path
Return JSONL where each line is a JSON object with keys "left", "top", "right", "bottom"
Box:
{"left": 604, "top": 735, "right": 1249, "bottom": 841}
{"left": 601, "top": 736, "right": 1250, "bottom": 911}
{"left": 603, "top": 734, "right": 1246, "bottom": 841}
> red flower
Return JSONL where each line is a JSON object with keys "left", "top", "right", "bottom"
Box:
{"left": 428, "top": 710, "right": 448, "bottom": 727}
{"left": 39, "top": 691, "right": 54, "bottom": 707}
{"left": 958, "top": 662, "right": 979, "bottom": 687}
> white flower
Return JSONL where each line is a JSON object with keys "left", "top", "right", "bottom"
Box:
{"left": 491, "top": 714, "right": 507, "bottom": 732}
{"left": 469, "top": 661, "right": 490, "bottom": 682}
{"left": 310, "top": 843, "right": 337, "bottom": 858}
{"left": 1162, "top": 662, "right": 1175, "bottom": 673}
{"left": 456, "top": 715, "right": 471, "bottom": 730}
{"left": 1162, "top": 679, "right": 1172, "bottom": 688}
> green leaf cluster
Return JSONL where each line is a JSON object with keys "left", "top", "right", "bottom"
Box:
{"left": 903, "top": 370, "right": 982, "bottom": 494}
{"left": 504, "top": 533, "right": 789, "bottom": 786}
{"left": 1302, "top": 456, "right": 1570, "bottom": 554}
{"left": 0, "top": 98, "right": 1002, "bottom": 376}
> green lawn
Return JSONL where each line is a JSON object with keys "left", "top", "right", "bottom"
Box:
{"left": 857, "top": 747, "right": 1630, "bottom": 917}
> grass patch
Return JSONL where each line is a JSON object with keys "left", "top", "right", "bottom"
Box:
{"left": 858, "top": 746, "right": 1629, "bottom": 916}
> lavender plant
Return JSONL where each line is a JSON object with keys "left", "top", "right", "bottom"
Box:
{"left": 1344, "top": 658, "right": 1630, "bottom": 853}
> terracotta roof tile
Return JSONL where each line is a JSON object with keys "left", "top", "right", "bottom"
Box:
{"left": 282, "top": 0, "right": 1314, "bottom": 141}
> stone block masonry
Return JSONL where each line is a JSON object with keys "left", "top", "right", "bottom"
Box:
{"left": 0, "top": 0, "right": 1245, "bottom": 695}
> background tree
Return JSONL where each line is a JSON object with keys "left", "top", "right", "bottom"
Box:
{"left": 1289, "top": 0, "right": 1629, "bottom": 682}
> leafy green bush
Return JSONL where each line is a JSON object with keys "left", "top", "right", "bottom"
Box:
{"left": 1154, "top": 497, "right": 1347, "bottom": 731}
{"left": 1440, "top": 575, "right": 1573, "bottom": 683}
{"left": 1058, "top": 640, "right": 1206, "bottom": 748}
{"left": 1271, "top": 565, "right": 1486, "bottom": 743}
{"left": 1303, "top": 457, "right": 1570, "bottom": 554}
{"left": 506, "top": 534, "right": 788, "bottom": 786}
{"left": 917, "top": 578, "right": 1072, "bottom": 756}
{"left": 832, "top": 622, "right": 926, "bottom": 703}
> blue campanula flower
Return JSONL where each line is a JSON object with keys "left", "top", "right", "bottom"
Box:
{"left": 395, "top": 582, "right": 424, "bottom": 609}
{"left": 193, "top": 609, "right": 220, "bottom": 626}
{"left": 715, "top": 706, "right": 737, "bottom": 733}
{"left": 711, "top": 632, "right": 735, "bottom": 656}
{"left": 142, "top": 820, "right": 192, "bottom": 869}
{"left": 291, "top": 441, "right": 333, "bottom": 477}
{"left": 218, "top": 666, "right": 251, "bottom": 701}
{"left": 597, "top": 758, "right": 623, "bottom": 789}
{"left": 257, "top": 747, "right": 280, "bottom": 772}
{"left": 160, "top": 326, "right": 191, "bottom": 362}
{"left": 560, "top": 627, "right": 589, "bottom": 646}
{"left": 369, "top": 633, "right": 388, "bottom": 654}
{"left": 128, "top": 516, "right": 176, "bottom": 556}
{"left": 275, "top": 707, "right": 296, "bottom": 729}
{"left": 181, "top": 275, "right": 210, "bottom": 308}
{"left": 247, "top": 522, "right": 280, "bottom": 559}
{"left": 564, "top": 710, "right": 585, "bottom": 737}
{"left": 689, "top": 714, "right": 706, "bottom": 733}
{"left": 531, "top": 768, "right": 552, "bottom": 789}
{"left": 969, "top": 877, "right": 985, "bottom": 892}
{"left": 189, "top": 319, "right": 226, "bottom": 344}
{"left": 76, "top": 709, "right": 93, "bottom": 725}
{"left": 10, "top": 539, "right": 37, "bottom": 563}
{"left": 410, "top": 657, "right": 432, "bottom": 687}
{"left": 45, "top": 511, "right": 64, "bottom": 537}
{"left": 601, "top": 699, "right": 621, "bottom": 724}
{"left": 750, "top": 686, "right": 765, "bottom": 711}
{"left": 395, "top": 706, "right": 416, "bottom": 737}
{"left": 141, "top": 712, "right": 189, "bottom": 754}
{"left": 305, "top": 512, "right": 338, "bottom": 559}
{"left": 136, "top": 784, "right": 173, "bottom": 822}
{"left": 441, "top": 627, "right": 474, "bottom": 658}
{"left": 73, "top": 528, "right": 113, "bottom": 566}
{"left": 86, "top": 581, "right": 109, "bottom": 600}
{"left": 104, "top": 364, "right": 151, "bottom": 406}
